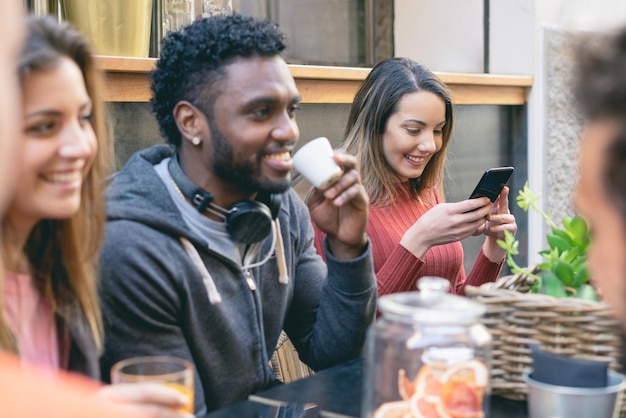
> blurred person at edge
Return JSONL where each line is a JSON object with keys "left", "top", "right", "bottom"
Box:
{"left": 312, "top": 57, "right": 517, "bottom": 296}
{"left": 575, "top": 25, "right": 626, "bottom": 330}
{"left": 0, "top": 0, "right": 24, "bottom": 212}
{"left": 0, "top": 15, "right": 191, "bottom": 418}
{"left": 0, "top": 5, "right": 137, "bottom": 418}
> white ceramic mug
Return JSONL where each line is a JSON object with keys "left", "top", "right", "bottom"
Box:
{"left": 293, "top": 137, "right": 342, "bottom": 190}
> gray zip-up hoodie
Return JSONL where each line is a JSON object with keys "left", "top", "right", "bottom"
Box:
{"left": 98, "top": 145, "right": 377, "bottom": 415}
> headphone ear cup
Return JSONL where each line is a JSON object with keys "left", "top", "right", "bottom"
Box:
{"left": 225, "top": 200, "right": 273, "bottom": 244}
{"left": 256, "top": 192, "right": 281, "bottom": 219}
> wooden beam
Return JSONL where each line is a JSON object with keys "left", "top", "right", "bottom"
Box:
{"left": 96, "top": 56, "right": 533, "bottom": 105}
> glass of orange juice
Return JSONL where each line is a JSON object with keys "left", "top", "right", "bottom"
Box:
{"left": 110, "top": 355, "right": 194, "bottom": 413}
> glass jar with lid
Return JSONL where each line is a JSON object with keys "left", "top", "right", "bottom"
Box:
{"left": 362, "top": 277, "right": 492, "bottom": 418}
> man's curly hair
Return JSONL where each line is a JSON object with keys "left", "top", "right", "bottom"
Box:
{"left": 574, "top": 26, "right": 626, "bottom": 221}
{"left": 151, "top": 13, "right": 287, "bottom": 146}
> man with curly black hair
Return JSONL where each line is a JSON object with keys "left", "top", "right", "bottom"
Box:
{"left": 575, "top": 25, "right": 626, "bottom": 331}
{"left": 98, "top": 13, "right": 377, "bottom": 415}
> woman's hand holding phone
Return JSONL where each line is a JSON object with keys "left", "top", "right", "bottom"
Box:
{"left": 472, "top": 186, "right": 518, "bottom": 262}
{"left": 400, "top": 165, "right": 517, "bottom": 262}
{"left": 469, "top": 167, "right": 514, "bottom": 202}
{"left": 400, "top": 197, "right": 493, "bottom": 259}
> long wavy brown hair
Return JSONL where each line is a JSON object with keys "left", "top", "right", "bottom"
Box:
{"left": 343, "top": 57, "right": 454, "bottom": 207}
{"left": 0, "top": 16, "right": 111, "bottom": 354}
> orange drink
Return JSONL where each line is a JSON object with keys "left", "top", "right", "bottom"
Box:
{"left": 111, "top": 356, "right": 194, "bottom": 414}
{"left": 163, "top": 382, "right": 194, "bottom": 413}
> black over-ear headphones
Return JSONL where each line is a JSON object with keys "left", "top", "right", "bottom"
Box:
{"left": 168, "top": 154, "right": 280, "bottom": 244}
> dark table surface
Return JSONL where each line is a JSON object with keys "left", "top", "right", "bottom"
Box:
{"left": 204, "top": 357, "right": 528, "bottom": 418}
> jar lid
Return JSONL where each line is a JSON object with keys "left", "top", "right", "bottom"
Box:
{"left": 377, "top": 276, "right": 487, "bottom": 324}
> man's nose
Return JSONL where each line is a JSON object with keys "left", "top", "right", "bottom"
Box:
{"left": 271, "top": 110, "right": 299, "bottom": 142}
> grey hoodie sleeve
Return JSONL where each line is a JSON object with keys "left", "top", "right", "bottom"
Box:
{"left": 280, "top": 190, "right": 377, "bottom": 370}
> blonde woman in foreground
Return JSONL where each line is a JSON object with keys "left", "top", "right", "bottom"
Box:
{"left": 0, "top": 15, "right": 191, "bottom": 418}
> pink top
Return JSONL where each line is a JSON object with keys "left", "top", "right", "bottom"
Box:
{"left": 314, "top": 185, "right": 503, "bottom": 296}
{"left": 4, "top": 271, "right": 59, "bottom": 369}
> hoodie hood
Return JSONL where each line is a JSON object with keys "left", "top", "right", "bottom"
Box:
{"left": 106, "top": 144, "right": 195, "bottom": 242}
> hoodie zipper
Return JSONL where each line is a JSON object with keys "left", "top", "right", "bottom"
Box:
{"left": 244, "top": 269, "right": 257, "bottom": 291}
{"left": 243, "top": 266, "right": 273, "bottom": 386}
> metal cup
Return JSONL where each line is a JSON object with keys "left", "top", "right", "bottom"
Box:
{"left": 523, "top": 369, "right": 626, "bottom": 418}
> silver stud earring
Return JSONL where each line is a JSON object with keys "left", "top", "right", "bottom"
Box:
{"left": 191, "top": 136, "right": 201, "bottom": 146}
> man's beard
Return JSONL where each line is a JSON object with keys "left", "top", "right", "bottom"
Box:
{"left": 211, "top": 123, "right": 291, "bottom": 194}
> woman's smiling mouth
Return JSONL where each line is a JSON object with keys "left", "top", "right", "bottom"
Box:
{"left": 405, "top": 154, "right": 427, "bottom": 166}
{"left": 41, "top": 170, "right": 83, "bottom": 184}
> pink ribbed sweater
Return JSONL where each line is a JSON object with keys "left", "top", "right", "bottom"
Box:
{"left": 313, "top": 185, "right": 503, "bottom": 296}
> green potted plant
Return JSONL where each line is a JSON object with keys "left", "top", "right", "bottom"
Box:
{"left": 497, "top": 182, "right": 598, "bottom": 301}
{"left": 466, "top": 183, "right": 621, "bottom": 404}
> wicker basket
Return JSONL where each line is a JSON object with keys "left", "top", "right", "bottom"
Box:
{"left": 465, "top": 269, "right": 626, "bottom": 415}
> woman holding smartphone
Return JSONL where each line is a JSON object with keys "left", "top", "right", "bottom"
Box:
{"left": 0, "top": 15, "right": 191, "bottom": 417}
{"left": 312, "top": 58, "right": 517, "bottom": 295}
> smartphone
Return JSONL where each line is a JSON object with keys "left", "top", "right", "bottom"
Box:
{"left": 469, "top": 166, "right": 514, "bottom": 202}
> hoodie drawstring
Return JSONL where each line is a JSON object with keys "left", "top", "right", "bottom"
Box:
{"left": 180, "top": 237, "right": 223, "bottom": 304}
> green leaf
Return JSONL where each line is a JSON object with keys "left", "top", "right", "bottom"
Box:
{"left": 568, "top": 215, "right": 589, "bottom": 237}
{"left": 540, "top": 247, "right": 561, "bottom": 263}
{"left": 546, "top": 234, "right": 570, "bottom": 253}
{"left": 572, "top": 267, "right": 590, "bottom": 287}
{"left": 564, "top": 216, "right": 591, "bottom": 253}
{"left": 530, "top": 279, "right": 541, "bottom": 293}
{"left": 570, "top": 257, "right": 585, "bottom": 272}
{"left": 560, "top": 249, "right": 578, "bottom": 264}
{"left": 572, "top": 235, "right": 590, "bottom": 253}
{"left": 574, "top": 284, "right": 599, "bottom": 302}
{"left": 551, "top": 227, "right": 573, "bottom": 244}
{"left": 498, "top": 230, "right": 519, "bottom": 255}
{"left": 562, "top": 216, "right": 572, "bottom": 230}
{"left": 551, "top": 260, "right": 575, "bottom": 287}
{"left": 539, "top": 271, "right": 568, "bottom": 298}
{"left": 515, "top": 182, "right": 536, "bottom": 212}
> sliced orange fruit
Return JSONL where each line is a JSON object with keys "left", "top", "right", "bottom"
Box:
{"left": 391, "top": 359, "right": 488, "bottom": 418}
{"left": 398, "top": 368, "right": 417, "bottom": 400}
{"left": 439, "top": 380, "right": 484, "bottom": 418}
{"left": 409, "top": 393, "right": 451, "bottom": 418}
{"left": 438, "top": 359, "right": 488, "bottom": 418}
{"left": 415, "top": 365, "right": 444, "bottom": 400}
{"left": 439, "top": 359, "right": 488, "bottom": 388}
{"left": 372, "top": 400, "right": 412, "bottom": 418}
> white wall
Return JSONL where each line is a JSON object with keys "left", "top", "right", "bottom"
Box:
{"left": 489, "top": 0, "right": 534, "bottom": 75}
{"left": 395, "top": 0, "right": 534, "bottom": 75}
{"left": 526, "top": 0, "right": 626, "bottom": 263}
{"left": 536, "top": 0, "right": 626, "bottom": 31}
